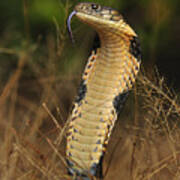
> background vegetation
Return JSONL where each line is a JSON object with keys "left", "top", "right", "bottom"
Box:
{"left": 0, "top": 0, "right": 180, "bottom": 179}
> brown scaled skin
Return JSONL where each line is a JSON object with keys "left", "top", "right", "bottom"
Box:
{"left": 66, "top": 2, "right": 141, "bottom": 179}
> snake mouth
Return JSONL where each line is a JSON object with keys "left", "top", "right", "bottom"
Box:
{"left": 67, "top": 10, "right": 77, "bottom": 43}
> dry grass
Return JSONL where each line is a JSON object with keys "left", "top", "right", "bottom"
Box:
{"left": 1, "top": 40, "right": 180, "bottom": 180}
{"left": 0, "top": 39, "right": 72, "bottom": 180}
{"left": 102, "top": 70, "right": 180, "bottom": 180}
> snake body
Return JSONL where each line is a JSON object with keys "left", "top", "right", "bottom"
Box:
{"left": 66, "top": 2, "right": 141, "bottom": 179}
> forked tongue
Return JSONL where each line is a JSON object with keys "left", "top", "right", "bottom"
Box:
{"left": 67, "top": 10, "right": 77, "bottom": 43}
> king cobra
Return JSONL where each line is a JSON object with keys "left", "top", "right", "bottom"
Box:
{"left": 66, "top": 2, "right": 141, "bottom": 179}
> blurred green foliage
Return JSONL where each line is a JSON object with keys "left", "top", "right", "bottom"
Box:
{"left": 30, "top": 0, "right": 64, "bottom": 23}
{"left": 0, "top": 0, "right": 180, "bottom": 88}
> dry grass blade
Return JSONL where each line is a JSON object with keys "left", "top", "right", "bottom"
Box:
{"left": 42, "top": 102, "right": 62, "bottom": 130}
{"left": 0, "top": 53, "right": 27, "bottom": 107}
{"left": 45, "top": 136, "right": 67, "bottom": 166}
{"left": 15, "top": 143, "right": 62, "bottom": 180}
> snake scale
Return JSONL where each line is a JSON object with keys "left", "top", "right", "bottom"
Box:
{"left": 66, "top": 2, "right": 141, "bottom": 179}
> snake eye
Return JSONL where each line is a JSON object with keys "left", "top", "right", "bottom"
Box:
{"left": 91, "top": 4, "right": 100, "bottom": 10}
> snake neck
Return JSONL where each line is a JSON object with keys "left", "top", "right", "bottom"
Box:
{"left": 97, "top": 31, "right": 132, "bottom": 62}
{"left": 66, "top": 19, "right": 141, "bottom": 180}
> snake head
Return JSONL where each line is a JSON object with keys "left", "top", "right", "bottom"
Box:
{"left": 73, "top": 2, "right": 137, "bottom": 37}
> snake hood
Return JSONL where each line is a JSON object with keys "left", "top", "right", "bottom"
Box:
{"left": 68, "top": 2, "right": 137, "bottom": 38}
